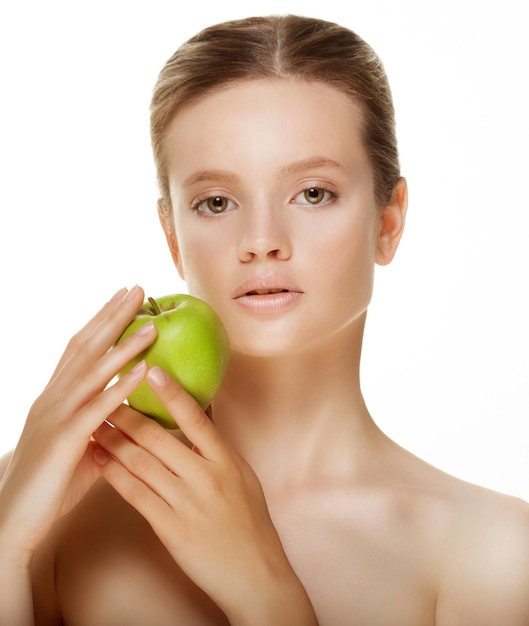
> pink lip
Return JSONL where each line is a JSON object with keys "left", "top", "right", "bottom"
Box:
{"left": 232, "top": 275, "right": 304, "bottom": 314}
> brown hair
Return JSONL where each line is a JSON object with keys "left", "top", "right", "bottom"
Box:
{"left": 151, "top": 15, "right": 400, "bottom": 211}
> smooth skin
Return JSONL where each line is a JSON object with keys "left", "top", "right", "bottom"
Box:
{"left": 1, "top": 79, "right": 529, "bottom": 625}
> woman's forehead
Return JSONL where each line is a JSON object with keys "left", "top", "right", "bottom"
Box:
{"left": 163, "top": 79, "right": 367, "bottom": 173}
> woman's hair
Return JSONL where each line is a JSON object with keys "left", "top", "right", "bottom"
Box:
{"left": 151, "top": 15, "right": 400, "bottom": 211}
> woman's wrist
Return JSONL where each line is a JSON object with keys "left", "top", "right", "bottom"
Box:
{"left": 224, "top": 558, "right": 318, "bottom": 626}
{"left": 0, "top": 494, "right": 36, "bottom": 570}
{"left": 0, "top": 542, "right": 35, "bottom": 626}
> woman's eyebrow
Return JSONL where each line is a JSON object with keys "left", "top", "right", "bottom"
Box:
{"left": 183, "top": 169, "right": 240, "bottom": 188}
{"left": 277, "top": 156, "right": 341, "bottom": 178}
{"left": 182, "top": 157, "right": 341, "bottom": 188}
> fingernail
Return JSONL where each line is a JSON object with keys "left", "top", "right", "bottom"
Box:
{"left": 130, "top": 360, "right": 147, "bottom": 374}
{"left": 93, "top": 447, "right": 111, "bottom": 465}
{"left": 147, "top": 365, "right": 168, "bottom": 387}
{"left": 134, "top": 320, "right": 155, "bottom": 336}
{"left": 124, "top": 284, "right": 140, "bottom": 301}
{"left": 110, "top": 287, "right": 128, "bottom": 303}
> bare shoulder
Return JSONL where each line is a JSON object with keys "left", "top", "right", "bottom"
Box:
{"left": 419, "top": 462, "right": 529, "bottom": 625}
{"left": 443, "top": 476, "right": 529, "bottom": 560}
{"left": 399, "top": 445, "right": 529, "bottom": 560}
{"left": 384, "top": 444, "right": 529, "bottom": 624}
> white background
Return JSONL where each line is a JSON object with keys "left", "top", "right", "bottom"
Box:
{"left": 1, "top": 1, "right": 528, "bottom": 500}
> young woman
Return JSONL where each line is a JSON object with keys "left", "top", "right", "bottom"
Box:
{"left": 1, "top": 15, "right": 528, "bottom": 626}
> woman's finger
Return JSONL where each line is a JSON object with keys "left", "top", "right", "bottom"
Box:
{"left": 23, "top": 361, "right": 148, "bottom": 454}
{"left": 92, "top": 417, "right": 180, "bottom": 503}
{"left": 99, "top": 404, "right": 203, "bottom": 481}
{"left": 92, "top": 441, "right": 176, "bottom": 538}
{"left": 46, "top": 285, "right": 146, "bottom": 394}
{"left": 47, "top": 287, "right": 128, "bottom": 380}
{"left": 56, "top": 320, "right": 157, "bottom": 421}
{"left": 146, "top": 366, "right": 230, "bottom": 464}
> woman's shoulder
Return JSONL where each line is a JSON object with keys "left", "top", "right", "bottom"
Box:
{"left": 433, "top": 465, "right": 529, "bottom": 566}
{"left": 434, "top": 478, "right": 529, "bottom": 622}
{"left": 390, "top": 442, "right": 529, "bottom": 534}
{"left": 393, "top": 447, "right": 529, "bottom": 622}
{"left": 374, "top": 440, "right": 528, "bottom": 568}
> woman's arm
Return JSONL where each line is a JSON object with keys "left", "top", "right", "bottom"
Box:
{"left": 0, "top": 453, "right": 32, "bottom": 624}
{"left": 0, "top": 454, "right": 33, "bottom": 625}
{"left": 0, "top": 542, "right": 34, "bottom": 626}
{"left": 0, "top": 286, "right": 156, "bottom": 625}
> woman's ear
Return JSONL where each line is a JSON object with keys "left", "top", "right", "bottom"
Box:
{"left": 375, "top": 177, "right": 408, "bottom": 266}
{"left": 158, "top": 200, "right": 185, "bottom": 279}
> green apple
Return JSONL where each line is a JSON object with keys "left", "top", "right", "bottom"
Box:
{"left": 117, "top": 294, "right": 230, "bottom": 428}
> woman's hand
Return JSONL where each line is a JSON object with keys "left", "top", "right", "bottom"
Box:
{"left": 0, "top": 286, "right": 156, "bottom": 563}
{"left": 92, "top": 366, "right": 318, "bottom": 625}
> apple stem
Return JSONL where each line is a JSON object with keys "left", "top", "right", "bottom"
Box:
{"left": 148, "top": 297, "right": 162, "bottom": 316}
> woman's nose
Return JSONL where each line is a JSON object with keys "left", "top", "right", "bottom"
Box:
{"left": 237, "top": 203, "right": 292, "bottom": 263}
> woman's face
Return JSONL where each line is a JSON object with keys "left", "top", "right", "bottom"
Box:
{"left": 162, "top": 79, "right": 405, "bottom": 357}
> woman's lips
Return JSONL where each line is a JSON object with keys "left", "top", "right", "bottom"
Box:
{"left": 232, "top": 276, "right": 303, "bottom": 314}
{"left": 234, "top": 290, "right": 303, "bottom": 314}
{"left": 246, "top": 287, "right": 288, "bottom": 295}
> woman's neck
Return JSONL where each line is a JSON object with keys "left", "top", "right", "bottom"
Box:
{"left": 211, "top": 320, "right": 384, "bottom": 492}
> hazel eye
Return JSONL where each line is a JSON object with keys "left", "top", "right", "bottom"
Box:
{"left": 194, "top": 195, "right": 235, "bottom": 215}
{"left": 293, "top": 187, "right": 335, "bottom": 206}
{"left": 206, "top": 197, "right": 228, "bottom": 213}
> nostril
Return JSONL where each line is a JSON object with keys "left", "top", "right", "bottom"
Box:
{"left": 237, "top": 226, "right": 292, "bottom": 263}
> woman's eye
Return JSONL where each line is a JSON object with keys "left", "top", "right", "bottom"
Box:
{"left": 194, "top": 195, "right": 235, "bottom": 215}
{"left": 293, "top": 187, "right": 335, "bottom": 206}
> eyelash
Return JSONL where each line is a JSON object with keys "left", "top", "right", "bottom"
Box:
{"left": 291, "top": 185, "right": 339, "bottom": 207}
{"left": 190, "top": 184, "right": 339, "bottom": 216}
{"left": 190, "top": 195, "right": 237, "bottom": 216}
